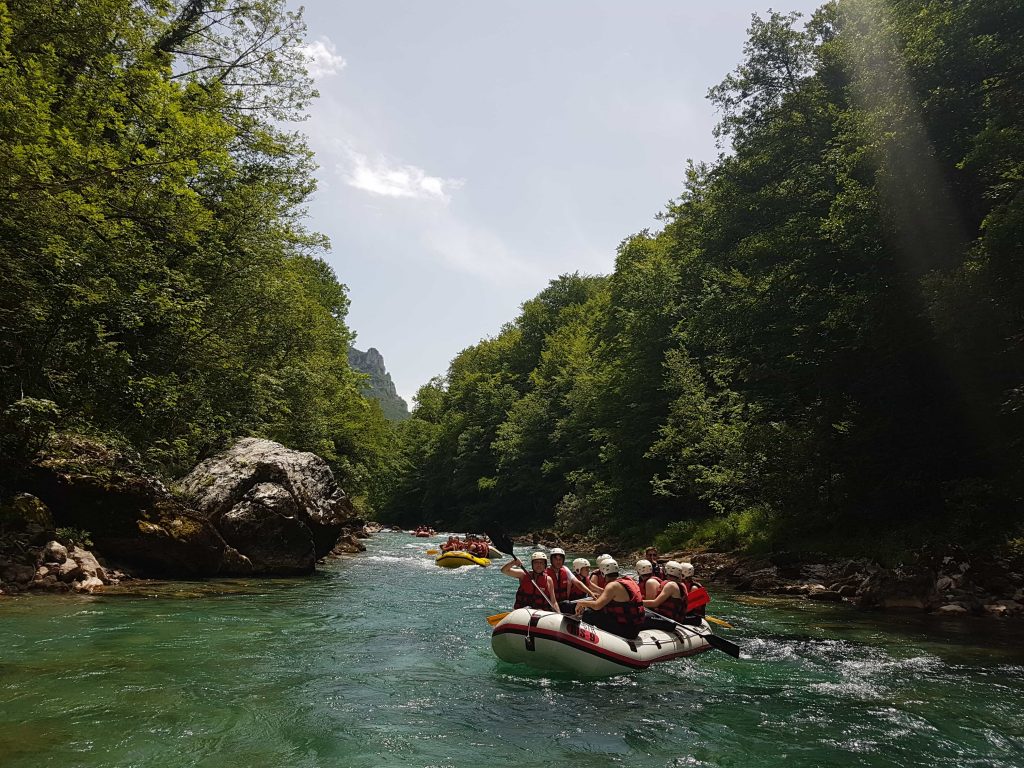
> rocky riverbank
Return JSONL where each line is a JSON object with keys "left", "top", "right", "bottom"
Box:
{"left": 671, "top": 549, "right": 1024, "bottom": 619}
{"left": 0, "top": 435, "right": 371, "bottom": 596}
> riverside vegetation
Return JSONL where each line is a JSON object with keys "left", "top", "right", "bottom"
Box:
{"left": 0, "top": 1, "right": 397, "bottom": 505}
{"left": 383, "top": 2, "right": 1024, "bottom": 574}
{"left": 3, "top": 1, "right": 1024, "bottom": 610}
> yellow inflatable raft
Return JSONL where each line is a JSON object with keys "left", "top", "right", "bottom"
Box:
{"left": 435, "top": 550, "right": 491, "bottom": 568}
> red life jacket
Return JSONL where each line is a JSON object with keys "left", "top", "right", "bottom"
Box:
{"left": 546, "top": 565, "right": 573, "bottom": 602}
{"left": 591, "top": 573, "right": 608, "bottom": 590}
{"left": 658, "top": 577, "right": 688, "bottom": 622}
{"left": 514, "top": 572, "right": 554, "bottom": 610}
{"left": 602, "top": 577, "right": 645, "bottom": 636}
{"left": 638, "top": 574, "right": 664, "bottom": 598}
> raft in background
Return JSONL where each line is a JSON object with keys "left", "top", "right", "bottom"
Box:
{"left": 491, "top": 608, "right": 713, "bottom": 677}
{"left": 435, "top": 550, "right": 491, "bottom": 568}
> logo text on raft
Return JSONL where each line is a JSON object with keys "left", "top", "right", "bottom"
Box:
{"left": 574, "top": 624, "right": 599, "bottom": 644}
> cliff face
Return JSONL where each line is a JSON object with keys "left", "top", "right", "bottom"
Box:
{"left": 347, "top": 347, "right": 410, "bottom": 421}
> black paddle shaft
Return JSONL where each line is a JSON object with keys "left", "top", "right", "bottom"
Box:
{"left": 647, "top": 609, "right": 741, "bottom": 659}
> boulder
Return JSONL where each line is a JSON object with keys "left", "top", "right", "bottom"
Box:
{"left": 856, "top": 566, "right": 938, "bottom": 611}
{"left": 807, "top": 586, "right": 844, "bottom": 602}
{"left": 180, "top": 438, "right": 357, "bottom": 559}
{"left": 57, "top": 558, "right": 83, "bottom": 582}
{"left": 936, "top": 603, "right": 969, "bottom": 615}
{"left": 774, "top": 584, "right": 810, "bottom": 595}
{"left": 331, "top": 534, "right": 367, "bottom": 555}
{"left": 74, "top": 575, "right": 104, "bottom": 593}
{"left": 216, "top": 483, "right": 316, "bottom": 575}
{"left": 41, "top": 541, "right": 68, "bottom": 564}
{"left": 70, "top": 546, "right": 105, "bottom": 580}
{"left": 1, "top": 563, "right": 36, "bottom": 584}
{"left": 28, "top": 574, "right": 67, "bottom": 592}
{"left": 24, "top": 435, "right": 227, "bottom": 576}
{"left": 881, "top": 596, "right": 928, "bottom": 611}
{"left": 221, "top": 545, "right": 255, "bottom": 576}
{"left": 993, "top": 599, "right": 1023, "bottom": 615}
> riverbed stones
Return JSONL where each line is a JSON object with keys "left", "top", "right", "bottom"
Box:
{"left": 936, "top": 603, "right": 969, "bottom": 614}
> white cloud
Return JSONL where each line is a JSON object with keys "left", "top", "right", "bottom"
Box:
{"left": 344, "top": 150, "right": 464, "bottom": 202}
{"left": 301, "top": 38, "right": 347, "bottom": 78}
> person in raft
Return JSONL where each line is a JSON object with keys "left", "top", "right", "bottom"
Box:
{"left": 547, "top": 547, "right": 598, "bottom": 612}
{"left": 589, "top": 554, "right": 613, "bottom": 592}
{"left": 501, "top": 551, "right": 560, "bottom": 612}
{"left": 634, "top": 559, "right": 664, "bottom": 600}
{"left": 642, "top": 560, "right": 690, "bottom": 622}
{"left": 573, "top": 558, "right": 647, "bottom": 638}
{"left": 645, "top": 546, "right": 666, "bottom": 580}
{"left": 677, "top": 561, "right": 709, "bottom": 622}
{"left": 570, "top": 558, "right": 592, "bottom": 596}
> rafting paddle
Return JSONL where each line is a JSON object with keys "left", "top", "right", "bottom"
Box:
{"left": 647, "top": 609, "right": 741, "bottom": 658}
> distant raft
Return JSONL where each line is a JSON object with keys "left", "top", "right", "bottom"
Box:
{"left": 491, "top": 608, "right": 713, "bottom": 678}
{"left": 435, "top": 550, "right": 491, "bottom": 568}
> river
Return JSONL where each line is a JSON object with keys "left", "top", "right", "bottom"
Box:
{"left": 1, "top": 531, "right": 1023, "bottom": 767}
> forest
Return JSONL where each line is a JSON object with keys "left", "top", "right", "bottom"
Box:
{"left": 0, "top": 0, "right": 396, "bottom": 512}
{"left": 2, "top": 0, "right": 1022, "bottom": 560}
{"left": 383, "top": 0, "right": 1024, "bottom": 558}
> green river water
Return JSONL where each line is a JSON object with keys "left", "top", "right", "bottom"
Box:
{"left": 2, "top": 531, "right": 1023, "bottom": 767}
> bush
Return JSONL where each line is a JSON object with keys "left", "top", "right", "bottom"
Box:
{"left": 654, "top": 507, "right": 774, "bottom": 552}
{"left": 0, "top": 398, "right": 62, "bottom": 458}
{"left": 55, "top": 527, "right": 93, "bottom": 549}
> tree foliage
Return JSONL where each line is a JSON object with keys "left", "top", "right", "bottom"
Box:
{"left": 0, "top": 0, "right": 394, "bottom": 504}
{"left": 384, "top": 0, "right": 1024, "bottom": 553}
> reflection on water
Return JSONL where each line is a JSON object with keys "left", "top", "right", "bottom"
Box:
{"left": 2, "top": 532, "right": 1023, "bottom": 767}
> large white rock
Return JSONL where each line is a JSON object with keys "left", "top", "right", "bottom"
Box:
{"left": 180, "top": 438, "right": 355, "bottom": 560}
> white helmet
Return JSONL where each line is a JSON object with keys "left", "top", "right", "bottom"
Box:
{"left": 531, "top": 551, "right": 548, "bottom": 563}
{"left": 679, "top": 562, "right": 695, "bottom": 577}
{"left": 600, "top": 558, "right": 619, "bottom": 576}
{"left": 550, "top": 547, "right": 566, "bottom": 558}
{"left": 664, "top": 560, "right": 683, "bottom": 578}
{"left": 635, "top": 559, "right": 653, "bottom": 576}
{"left": 596, "top": 553, "right": 612, "bottom": 565}
{"left": 572, "top": 558, "right": 590, "bottom": 572}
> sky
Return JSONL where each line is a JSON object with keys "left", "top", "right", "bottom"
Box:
{"left": 294, "top": 1, "right": 823, "bottom": 405}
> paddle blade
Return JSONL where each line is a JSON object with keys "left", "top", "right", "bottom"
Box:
{"left": 486, "top": 612, "right": 510, "bottom": 626}
{"left": 706, "top": 615, "right": 734, "bottom": 629}
{"left": 704, "top": 632, "right": 741, "bottom": 658}
{"left": 485, "top": 529, "right": 516, "bottom": 558}
{"left": 426, "top": 549, "right": 439, "bottom": 555}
